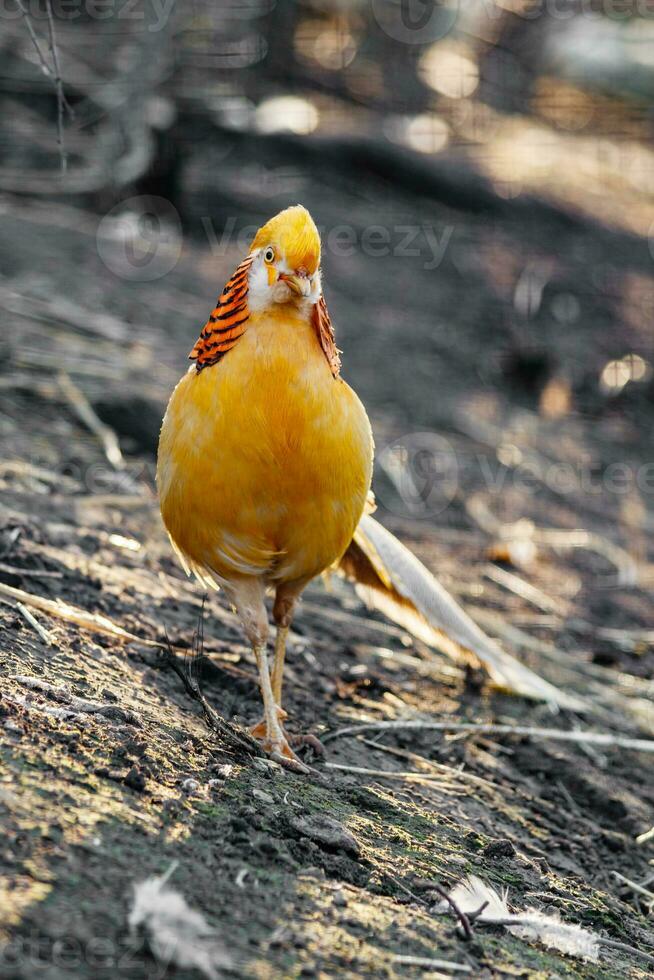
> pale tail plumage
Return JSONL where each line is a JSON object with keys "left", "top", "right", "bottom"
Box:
{"left": 338, "top": 513, "right": 585, "bottom": 711}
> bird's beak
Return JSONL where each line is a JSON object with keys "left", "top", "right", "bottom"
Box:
{"left": 279, "top": 272, "right": 311, "bottom": 297}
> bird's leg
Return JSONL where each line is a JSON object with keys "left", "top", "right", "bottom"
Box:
{"left": 252, "top": 643, "right": 309, "bottom": 774}
{"left": 270, "top": 624, "right": 289, "bottom": 708}
{"left": 271, "top": 582, "right": 325, "bottom": 758}
{"left": 271, "top": 582, "right": 303, "bottom": 711}
{"left": 252, "top": 643, "right": 287, "bottom": 748}
{"left": 229, "top": 577, "right": 309, "bottom": 773}
{"left": 249, "top": 633, "right": 286, "bottom": 740}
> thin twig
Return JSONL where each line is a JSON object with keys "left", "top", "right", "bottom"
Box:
{"left": 16, "top": 0, "right": 71, "bottom": 173}
{"left": 600, "top": 938, "right": 654, "bottom": 968}
{"left": 44, "top": 0, "right": 68, "bottom": 173}
{"left": 323, "top": 721, "right": 654, "bottom": 753}
{"left": 16, "top": 601, "right": 53, "bottom": 646}
{"left": 161, "top": 623, "right": 263, "bottom": 760}
{"left": 431, "top": 882, "right": 474, "bottom": 941}
{"left": 636, "top": 826, "right": 654, "bottom": 846}
{"left": 611, "top": 871, "right": 654, "bottom": 903}
{"left": 16, "top": 0, "right": 54, "bottom": 80}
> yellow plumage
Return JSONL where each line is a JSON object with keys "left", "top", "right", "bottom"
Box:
{"left": 158, "top": 305, "right": 372, "bottom": 586}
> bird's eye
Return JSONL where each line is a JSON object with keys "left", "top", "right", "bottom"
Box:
{"left": 263, "top": 246, "right": 275, "bottom": 263}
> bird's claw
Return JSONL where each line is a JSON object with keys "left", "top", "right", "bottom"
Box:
{"left": 250, "top": 712, "right": 325, "bottom": 771}
{"left": 287, "top": 732, "right": 326, "bottom": 757}
{"left": 270, "top": 749, "right": 311, "bottom": 775}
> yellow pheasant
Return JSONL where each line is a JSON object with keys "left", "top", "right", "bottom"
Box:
{"left": 158, "top": 205, "right": 581, "bottom": 772}
{"left": 158, "top": 206, "right": 373, "bottom": 768}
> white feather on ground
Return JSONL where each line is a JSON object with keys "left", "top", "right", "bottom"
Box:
{"left": 128, "top": 862, "right": 232, "bottom": 979}
{"left": 443, "top": 875, "right": 600, "bottom": 962}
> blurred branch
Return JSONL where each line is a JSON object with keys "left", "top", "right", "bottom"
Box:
{"left": 16, "top": 0, "right": 72, "bottom": 173}
{"left": 44, "top": 0, "right": 68, "bottom": 172}
{"left": 1, "top": 6, "right": 171, "bottom": 194}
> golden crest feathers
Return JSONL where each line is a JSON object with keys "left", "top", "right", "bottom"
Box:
{"left": 251, "top": 205, "right": 320, "bottom": 275}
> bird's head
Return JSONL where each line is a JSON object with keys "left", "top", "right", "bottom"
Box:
{"left": 247, "top": 205, "right": 322, "bottom": 310}
{"left": 190, "top": 204, "right": 340, "bottom": 376}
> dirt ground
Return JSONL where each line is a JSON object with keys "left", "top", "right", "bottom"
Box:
{"left": 1, "top": 141, "right": 654, "bottom": 980}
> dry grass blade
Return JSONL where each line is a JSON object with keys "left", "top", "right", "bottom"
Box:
{"left": 58, "top": 372, "right": 125, "bottom": 470}
{"left": 483, "top": 564, "right": 566, "bottom": 615}
{"left": 0, "top": 581, "right": 141, "bottom": 642}
{"left": 392, "top": 955, "right": 472, "bottom": 973}
{"left": 324, "top": 762, "right": 454, "bottom": 789}
{"left": 0, "top": 563, "right": 63, "bottom": 580}
{"left": 465, "top": 492, "right": 639, "bottom": 587}
{"left": 357, "top": 737, "right": 500, "bottom": 790}
{"left": 16, "top": 602, "right": 53, "bottom": 646}
{"left": 323, "top": 720, "right": 654, "bottom": 753}
{"left": 11, "top": 675, "right": 139, "bottom": 724}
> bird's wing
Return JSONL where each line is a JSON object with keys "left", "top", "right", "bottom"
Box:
{"left": 337, "top": 514, "right": 585, "bottom": 711}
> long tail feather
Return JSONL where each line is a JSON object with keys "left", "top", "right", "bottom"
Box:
{"left": 338, "top": 514, "right": 585, "bottom": 711}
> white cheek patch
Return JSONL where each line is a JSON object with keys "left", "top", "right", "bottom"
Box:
{"left": 307, "top": 269, "right": 321, "bottom": 304}
{"left": 247, "top": 258, "right": 272, "bottom": 313}
{"left": 247, "top": 251, "right": 322, "bottom": 312}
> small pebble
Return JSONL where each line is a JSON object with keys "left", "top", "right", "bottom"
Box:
{"left": 483, "top": 838, "right": 516, "bottom": 859}
{"left": 252, "top": 788, "right": 275, "bottom": 804}
{"left": 124, "top": 767, "right": 146, "bottom": 793}
{"left": 289, "top": 814, "right": 360, "bottom": 858}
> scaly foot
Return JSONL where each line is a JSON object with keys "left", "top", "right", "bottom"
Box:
{"left": 249, "top": 705, "right": 287, "bottom": 741}
{"left": 249, "top": 709, "right": 322, "bottom": 773}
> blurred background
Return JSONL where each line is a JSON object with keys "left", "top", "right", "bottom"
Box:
{"left": 2, "top": 6, "right": 654, "bottom": 968}
{"left": 1, "top": 0, "right": 653, "bottom": 666}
